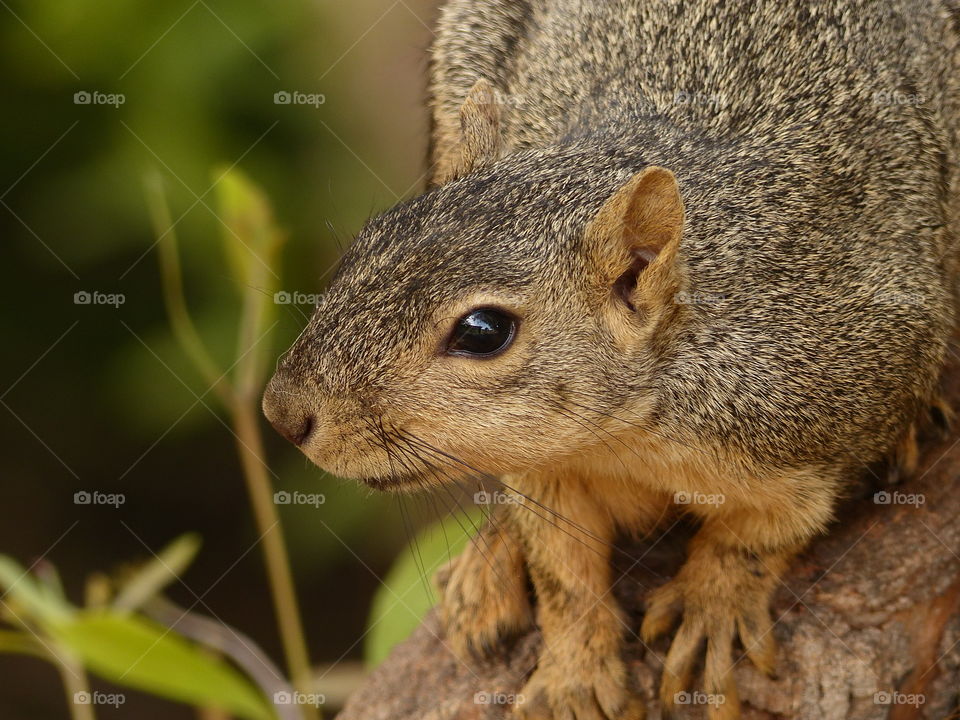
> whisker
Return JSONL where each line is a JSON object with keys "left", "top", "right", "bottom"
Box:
{"left": 371, "top": 417, "right": 433, "bottom": 601}
{"left": 387, "top": 433, "right": 542, "bottom": 620}
{"left": 397, "top": 494, "right": 433, "bottom": 604}
{"left": 397, "top": 431, "right": 658, "bottom": 574}
{"left": 558, "top": 393, "right": 721, "bottom": 464}
{"left": 393, "top": 431, "right": 533, "bottom": 592}
{"left": 389, "top": 431, "right": 509, "bottom": 579}
{"left": 387, "top": 436, "right": 538, "bottom": 619}
{"left": 548, "top": 400, "right": 634, "bottom": 474}
{"left": 403, "top": 432, "right": 614, "bottom": 550}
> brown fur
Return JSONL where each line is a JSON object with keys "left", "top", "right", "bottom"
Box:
{"left": 264, "top": 1, "right": 960, "bottom": 717}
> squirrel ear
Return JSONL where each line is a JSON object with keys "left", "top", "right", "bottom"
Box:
{"left": 588, "top": 166, "right": 685, "bottom": 310}
{"left": 436, "top": 79, "right": 503, "bottom": 183}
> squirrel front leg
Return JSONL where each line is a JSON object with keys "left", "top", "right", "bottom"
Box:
{"left": 643, "top": 472, "right": 837, "bottom": 720}
{"left": 511, "top": 475, "right": 647, "bottom": 720}
{"left": 438, "top": 506, "right": 534, "bottom": 661}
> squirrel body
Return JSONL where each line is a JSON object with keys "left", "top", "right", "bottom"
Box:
{"left": 265, "top": 1, "right": 960, "bottom": 717}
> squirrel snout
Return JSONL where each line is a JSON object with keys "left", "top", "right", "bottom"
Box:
{"left": 262, "top": 380, "right": 315, "bottom": 447}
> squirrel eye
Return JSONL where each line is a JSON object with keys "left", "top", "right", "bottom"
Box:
{"left": 446, "top": 308, "right": 517, "bottom": 357}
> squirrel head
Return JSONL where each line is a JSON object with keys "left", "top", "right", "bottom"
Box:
{"left": 264, "top": 122, "right": 686, "bottom": 489}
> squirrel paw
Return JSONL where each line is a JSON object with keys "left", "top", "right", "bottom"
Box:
{"left": 437, "top": 535, "right": 533, "bottom": 662}
{"left": 514, "top": 656, "right": 646, "bottom": 720}
{"left": 641, "top": 562, "right": 778, "bottom": 720}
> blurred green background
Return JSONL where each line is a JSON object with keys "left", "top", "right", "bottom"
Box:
{"left": 0, "top": 0, "right": 446, "bottom": 716}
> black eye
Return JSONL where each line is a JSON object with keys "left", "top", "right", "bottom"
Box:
{"left": 446, "top": 308, "right": 517, "bottom": 357}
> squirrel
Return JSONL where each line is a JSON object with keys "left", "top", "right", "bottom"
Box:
{"left": 263, "top": 1, "right": 960, "bottom": 718}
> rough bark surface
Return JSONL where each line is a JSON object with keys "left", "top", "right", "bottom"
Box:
{"left": 337, "top": 374, "right": 960, "bottom": 720}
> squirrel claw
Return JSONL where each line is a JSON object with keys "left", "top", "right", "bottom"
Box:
{"left": 642, "top": 567, "right": 779, "bottom": 720}
{"left": 640, "top": 581, "right": 683, "bottom": 644}
{"left": 514, "top": 658, "right": 645, "bottom": 720}
{"left": 656, "top": 613, "right": 741, "bottom": 719}
{"left": 735, "top": 608, "right": 777, "bottom": 677}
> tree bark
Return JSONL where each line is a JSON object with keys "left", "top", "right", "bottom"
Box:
{"left": 338, "top": 373, "right": 960, "bottom": 720}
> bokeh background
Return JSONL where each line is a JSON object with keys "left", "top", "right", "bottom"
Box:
{"left": 1, "top": 0, "right": 446, "bottom": 716}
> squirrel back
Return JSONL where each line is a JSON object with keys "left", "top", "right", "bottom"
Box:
{"left": 431, "top": 0, "right": 960, "bottom": 177}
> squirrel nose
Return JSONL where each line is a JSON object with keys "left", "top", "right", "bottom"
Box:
{"left": 273, "top": 410, "right": 315, "bottom": 446}
{"left": 262, "top": 380, "right": 315, "bottom": 447}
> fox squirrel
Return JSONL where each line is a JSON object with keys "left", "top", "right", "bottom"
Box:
{"left": 263, "top": 1, "right": 960, "bottom": 718}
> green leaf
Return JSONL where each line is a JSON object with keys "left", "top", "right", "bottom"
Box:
{"left": 49, "top": 611, "right": 275, "bottom": 720}
{"left": 0, "top": 556, "right": 73, "bottom": 623}
{"left": 364, "top": 511, "right": 480, "bottom": 668}
{"left": 213, "top": 167, "right": 284, "bottom": 298}
{"left": 112, "top": 533, "right": 201, "bottom": 612}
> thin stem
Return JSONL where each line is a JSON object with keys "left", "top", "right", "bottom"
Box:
{"left": 57, "top": 652, "right": 95, "bottom": 720}
{"left": 232, "top": 399, "right": 318, "bottom": 720}
{"left": 148, "top": 169, "right": 316, "bottom": 719}
{"left": 197, "top": 708, "right": 230, "bottom": 720}
{"left": 145, "top": 172, "right": 233, "bottom": 405}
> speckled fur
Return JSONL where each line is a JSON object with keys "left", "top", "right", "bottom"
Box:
{"left": 265, "top": 2, "right": 960, "bottom": 718}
